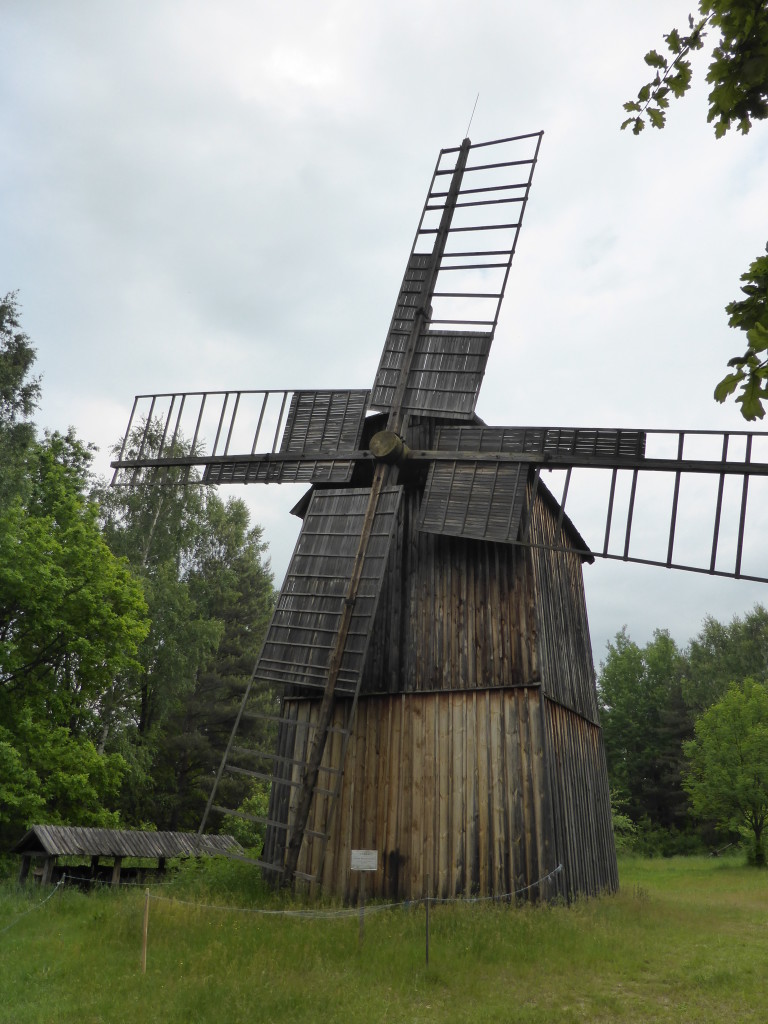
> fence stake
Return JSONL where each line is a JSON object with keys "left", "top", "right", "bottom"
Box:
{"left": 141, "top": 888, "right": 150, "bottom": 974}
{"left": 425, "top": 873, "right": 430, "bottom": 967}
{"left": 358, "top": 874, "right": 365, "bottom": 948}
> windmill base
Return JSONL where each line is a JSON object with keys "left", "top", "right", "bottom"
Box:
{"left": 265, "top": 687, "right": 618, "bottom": 903}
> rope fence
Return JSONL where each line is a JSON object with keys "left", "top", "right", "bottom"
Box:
{"left": 143, "top": 863, "right": 563, "bottom": 920}
{"left": 1, "top": 863, "right": 563, "bottom": 973}
{"left": 0, "top": 878, "right": 65, "bottom": 936}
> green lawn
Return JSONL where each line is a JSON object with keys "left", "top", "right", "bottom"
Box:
{"left": 1, "top": 855, "right": 766, "bottom": 1023}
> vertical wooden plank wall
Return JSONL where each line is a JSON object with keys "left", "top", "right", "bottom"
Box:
{"left": 362, "top": 489, "right": 540, "bottom": 695}
{"left": 527, "top": 485, "right": 599, "bottom": 722}
{"left": 285, "top": 688, "right": 554, "bottom": 902}
{"left": 527, "top": 482, "right": 618, "bottom": 898}
{"left": 544, "top": 699, "right": 618, "bottom": 897}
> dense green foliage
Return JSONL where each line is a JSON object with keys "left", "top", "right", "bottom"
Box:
{"left": 0, "top": 293, "right": 39, "bottom": 507}
{"left": 95, "top": 465, "right": 275, "bottom": 831}
{"left": 715, "top": 248, "right": 768, "bottom": 420}
{"left": 599, "top": 629, "right": 690, "bottom": 840}
{"left": 599, "top": 605, "right": 768, "bottom": 855}
{"left": 684, "top": 678, "right": 768, "bottom": 864}
{"left": 0, "top": 295, "right": 149, "bottom": 845}
{"left": 621, "top": 3, "right": 768, "bottom": 419}
{"left": 1, "top": 855, "right": 766, "bottom": 1023}
{"left": 621, "top": 3, "right": 768, "bottom": 137}
{"left": 0, "top": 295, "right": 275, "bottom": 846}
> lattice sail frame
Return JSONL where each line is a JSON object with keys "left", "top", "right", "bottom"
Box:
{"left": 415, "top": 426, "right": 768, "bottom": 582}
{"left": 111, "top": 389, "right": 370, "bottom": 486}
{"left": 371, "top": 133, "right": 542, "bottom": 420}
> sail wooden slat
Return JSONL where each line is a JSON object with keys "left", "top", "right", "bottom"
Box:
{"left": 433, "top": 424, "right": 647, "bottom": 460}
{"left": 420, "top": 459, "right": 528, "bottom": 544}
{"left": 373, "top": 329, "right": 493, "bottom": 418}
{"left": 111, "top": 388, "right": 370, "bottom": 486}
{"left": 203, "top": 458, "right": 359, "bottom": 485}
{"left": 253, "top": 487, "right": 403, "bottom": 694}
{"left": 279, "top": 390, "right": 370, "bottom": 454}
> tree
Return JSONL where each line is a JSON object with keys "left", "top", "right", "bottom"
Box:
{"left": 598, "top": 628, "right": 691, "bottom": 833}
{"left": 0, "top": 431, "right": 149, "bottom": 723}
{"left": 621, "top": 3, "right": 768, "bottom": 419}
{"left": 0, "top": 291, "right": 40, "bottom": 507}
{"left": 0, "top": 299, "right": 149, "bottom": 844}
{"left": 147, "top": 498, "right": 275, "bottom": 831}
{"left": 0, "top": 431, "right": 149, "bottom": 845}
{"left": 95, "top": 444, "right": 275, "bottom": 831}
{"left": 684, "top": 678, "right": 768, "bottom": 865}
{"left": 685, "top": 604, "right": 768, "bottom": 713}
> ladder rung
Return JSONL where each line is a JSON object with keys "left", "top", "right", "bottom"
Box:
{"left": 241, "top": 710, "right": 350, "bottom": 736}
{"left": 231, "top": 745, "right": 345, "bottom": 774}
{"left": 224, "top": 764, "right": 339, "bottom": 796}
{"left": 252, "top": 859, "right": 315, "bottom": 882}
{"left": 211, "top": 806, "right": 328, "bottom": 840}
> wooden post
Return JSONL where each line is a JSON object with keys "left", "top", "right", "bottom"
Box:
{"left": 111, "top": 856, "right": 123, "bottom": 886}
{"left": 358, "top": 873, "right": 365, "bottom": 948}
{"left": 41, "top": 856, "right": 55, "bottom": 886}
{"left": 141, "top": 888, "right": 150, "bottom": 974}
{"left": 425, "top": 873, "right": 430, "bottom": 967}
{"left": 17, "top": 856, "right": 31, "bottom": 888}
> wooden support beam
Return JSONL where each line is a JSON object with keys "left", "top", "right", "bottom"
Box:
{"left": 40, "top": 856, "right": 55, "bottom": 886}
{"left": 17, "top": 855, "right": 31, "bottom": 886}
{"left": 111, "top": 857, "right": 123, "bottom": 886}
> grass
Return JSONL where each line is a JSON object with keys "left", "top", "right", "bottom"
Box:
{"left": 1, "top": 854, "right": 767, "bottom": 1023}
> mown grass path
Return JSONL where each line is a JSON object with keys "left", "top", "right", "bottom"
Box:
{"left": 1, "top": 855, "right": 766, "bottom": 1023}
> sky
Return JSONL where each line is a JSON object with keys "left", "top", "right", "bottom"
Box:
{"left": 2, "top": 0, "right": 768, "bottom": 664}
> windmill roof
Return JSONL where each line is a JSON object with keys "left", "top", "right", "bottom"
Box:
{"left": 10, "top": 824, "right": 243, "bottom": 860}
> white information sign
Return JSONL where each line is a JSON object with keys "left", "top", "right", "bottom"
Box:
{"left": 350, "top": 849, "right": 378, "bottom": 872}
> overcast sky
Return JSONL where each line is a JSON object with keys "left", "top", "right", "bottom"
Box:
{"left": 3, "top": 0, "right": 768, "bottom": 663}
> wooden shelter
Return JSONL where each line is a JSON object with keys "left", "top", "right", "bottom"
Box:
{"left": 12, "top": 825, "right": 242, "bottom": 887}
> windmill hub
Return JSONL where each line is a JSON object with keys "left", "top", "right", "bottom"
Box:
{"left": 369, "top": 430, "right": 408, "bottom": 465}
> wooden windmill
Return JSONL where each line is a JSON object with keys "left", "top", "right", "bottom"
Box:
{"left": 112, "top": 132, "right": 768, "bottom": 903}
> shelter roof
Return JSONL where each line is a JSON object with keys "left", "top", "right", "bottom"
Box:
{"left": 10, "top": 825, "right": 242, "bottom": 860}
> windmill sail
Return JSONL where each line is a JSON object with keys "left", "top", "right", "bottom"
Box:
{"left": 416, "top": 425, "right": 768, "bottom": 583}
{"left": 256, "top": 487, "right": 403, "bottom": 695}
{"left": 111, "top": 389, "right": 370, "bottom": 486}
{"left": 371, "top": 133, "right": 542, "bottom": 419}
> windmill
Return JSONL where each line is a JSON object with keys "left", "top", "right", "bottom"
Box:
{"left": 112, "top": 132, "right": 768, "bottom": 903}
